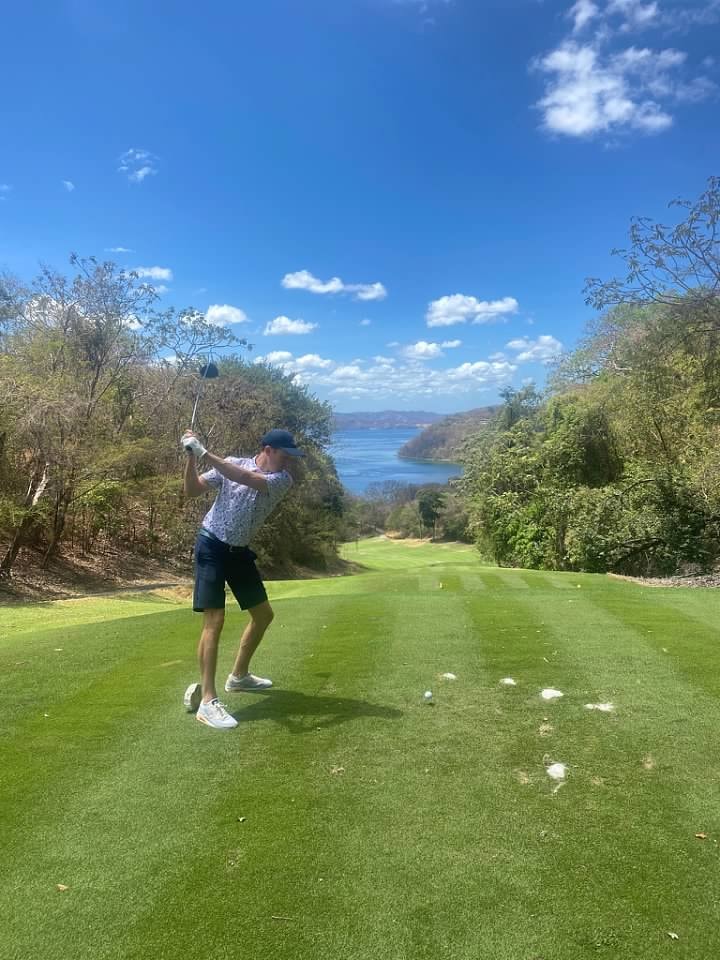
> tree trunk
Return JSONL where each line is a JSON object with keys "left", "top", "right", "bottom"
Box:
{"left": 0, "top": 462, "right": 50, "bottom": 578}
{"left": 42, "top": 490, "right": 72, "bottom": 567}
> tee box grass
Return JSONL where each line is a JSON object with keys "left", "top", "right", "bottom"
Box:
{"left": 1, "top": 537, "right": 719, "bottom": 959}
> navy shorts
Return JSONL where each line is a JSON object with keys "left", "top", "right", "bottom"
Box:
{"left": 192, "top": 530, "right": 268, "bottom": 612}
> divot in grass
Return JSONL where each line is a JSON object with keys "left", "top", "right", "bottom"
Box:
{"left": 545, "top": 760, "right": 568, "bottom": 795}
{"left": 500, "top": 677, "right": 517, "bottom": 686}
{"left": 541, "top": 688, "right": 564, "bottom": 700}
{"left": 585, "top": 702, "right": 615, "bottom": 713}
{"left": 546, "top": 762, "right": 567, "bottom": 781}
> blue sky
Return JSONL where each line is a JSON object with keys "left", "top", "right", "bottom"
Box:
{"left": 1, "top": 0, "right": 718, "bottom": 413}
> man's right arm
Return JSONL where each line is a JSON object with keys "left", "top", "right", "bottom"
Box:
{"left": 184, "top": 454, "right": 211, "bottom": 498}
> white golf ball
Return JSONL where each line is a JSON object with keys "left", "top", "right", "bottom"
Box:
{"left": 424, "top": 690, "right": 433, "bottom": 701}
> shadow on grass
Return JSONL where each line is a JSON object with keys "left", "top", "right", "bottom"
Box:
{"left": 231, "top": 688, "right": 403, "bottom": 733}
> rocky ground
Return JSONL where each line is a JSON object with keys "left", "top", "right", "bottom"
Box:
{"left": 608, "top": 571, "right": 720, "bottom": 588}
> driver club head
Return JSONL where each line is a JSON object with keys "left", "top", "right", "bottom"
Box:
{"left": 199, "top": 362, "right": 219, "bottom": 379}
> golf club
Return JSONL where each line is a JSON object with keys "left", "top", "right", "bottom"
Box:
{"left": 185, "top": 358, "right": 219, "bottom": 450}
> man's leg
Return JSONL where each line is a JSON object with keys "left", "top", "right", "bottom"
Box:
{"left": 231, "top": 601, "right": 274, "bottom": 678}
{"left": 199, "top": 608, "right": 225, "bottom": 703}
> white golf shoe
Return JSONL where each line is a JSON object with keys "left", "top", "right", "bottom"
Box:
{"left": 225, "top": 672, "right": 273, "bottom": 692}
{"left": 183, "top": 682, "right": 202, "bottom": 713}
{"left": 196, "top": 699, "right": 238, "bottom": 729}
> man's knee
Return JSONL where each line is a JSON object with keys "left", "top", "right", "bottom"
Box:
{"left": 251, "top": 601, "right": 274, "bottom": 629}
{"left": 202, "top": 608, "right": 225, "bottom": 636}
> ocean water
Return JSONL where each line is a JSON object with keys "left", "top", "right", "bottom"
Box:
{"left": 329, "top": 427, "right": 463, "bottom": 495}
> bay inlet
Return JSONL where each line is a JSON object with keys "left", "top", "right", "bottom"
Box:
{"left": 330, "top": 427, "right": 463, "bottom": 495}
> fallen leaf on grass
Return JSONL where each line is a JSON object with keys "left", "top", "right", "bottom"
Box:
{"left": 237, "top": 817, "right": 247, "bottom": 823}
{"left": 541, "top": 688, "right": 564, "bottom": 701}
{"left": 331, "top": 766, "right": 345, "bottom": 775}
{"left": 667, "top": 932, "right": 679, "bottom": 941}
{"left": 695, "top": 833, "right": 708, "bottom": 840}
{"left": 56, "top": 884, "right": 69, "bottom": 892}
{"left": 441, "top": 672, "right": 457, "bottom": 680}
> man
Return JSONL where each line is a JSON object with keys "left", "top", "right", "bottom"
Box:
{"left": 181, "top": 428, "right": 304, "bottom": 730}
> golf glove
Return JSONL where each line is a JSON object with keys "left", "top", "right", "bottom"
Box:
{"left": 182, "top": 435, "right": 207, "bottom": 458}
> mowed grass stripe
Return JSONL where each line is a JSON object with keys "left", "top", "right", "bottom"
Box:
{"left": 476, "top": 578, "right": 720, "bottom": 954}
{"left": 4, "top": 541, "right": 720, "bottom": 960}
{"left": 2, "top": 589, "right": 418, "bottom": 959}
{"left": 1, "top": 564, "right": 528, "bottom": 955}
{"left": 0, "top": 593, "right": 182, "bottom": 645}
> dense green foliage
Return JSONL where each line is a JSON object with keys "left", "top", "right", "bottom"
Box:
{"left": 398, "top": 406, "right": 496, "bottom": 461}
{"left": 461, "top": 178, "right": 720, "bottom": 575}
{"left": 0, "top": 257, "right": 346, "bottom": 577}
{"left": 346, "top": 479, "right": 472, "bottom": 542}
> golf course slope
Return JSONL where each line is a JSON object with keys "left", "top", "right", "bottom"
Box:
{"left": 2, "top": 537, "right": 719, "bottom": 959}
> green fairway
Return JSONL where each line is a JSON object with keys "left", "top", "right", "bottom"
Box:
{"left": 2, "top": 537, "right": 719, "bottom": 960}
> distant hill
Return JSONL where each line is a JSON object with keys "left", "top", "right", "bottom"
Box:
{"left": 398, "top": 406, "right": 499, "bottom": 462}
{"left": 333, "top": 410, "right": 444, "bottom": 430}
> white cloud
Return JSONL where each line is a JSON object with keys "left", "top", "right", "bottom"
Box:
{"left": 445, "top": 360, "right": 518, "bottom": 382}
{"left": 570, "top": 0, "right": 600, "bottom": 33}
{"left": 426, "top": 294, "right": 519, "bottom": 327}
{"left": 330, "top": 364, "right": 366, "bottom": 381}
{"left": 507, "top": 335, "right": 564, "bottom": 363}
{"left": 360, "top": 318, "right": 372, "bottom": 326}
{"left": 535, "top": 41, "right": 685, "bottom": 135}
{"left": 282, "top": 269, "right": 388, "bottom": 301}
{"left": 106, "top": 246, "right": 133, "bottom": 253}
{"left": 354, "top": 282, "right": 387, "bottom": 301}
{"left": 295, "top": 353, "right": 333, "bottom": 369}
{"left": 62, "top": 180, "right": 75, "bottom": 192}
{"left": 489, "top": 351, "right": 508, "bottom": 361}
{"left": 441, "top": 339, "right": 462, "bottom": 348}
{"left": 608, "top": 0, "right": 659, "bottom": 31}
{"left": 264, "top": 315, "right": 318, "bottom": 335}
{"left": 205, "top": 304, "right": 249, "bottom": 326}
{"left": 118, "top": 148, "right": 158, "bottom": 183}
{"left": 253, "top": 348, "right": 519, "bottom": 399}
{"left": 534, "top": 2, "right": 716, "bottom": 138}
{"left": 134, "top": 266, "right": 173, "bottom": 282}
{"left": 0, "top": 183, "right": 11, "bottom": 200}
{"left": 153, "top": 285, "right": 169, "bottom": 296}
{"left": 402, "top": 340, "right": 444, "bottom": 360}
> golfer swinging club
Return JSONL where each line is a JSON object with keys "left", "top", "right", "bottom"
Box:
{"left": 181, "top": 428, "right": 304, "bottom": 729}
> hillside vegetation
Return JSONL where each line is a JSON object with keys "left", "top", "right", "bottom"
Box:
{"left": 0, "top": 258, "right": 345, "bottom": 583}
{"left": 398, "top": 406, "right": 497, "bottom": 461}
{"left": 460, "top": 177, "right": 720, "bottom": 576}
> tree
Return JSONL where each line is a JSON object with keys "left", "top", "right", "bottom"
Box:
{"left": 584, "top": 175, "right": 720, "bottom": 338}
{"left": 0, "top": 257, "right": 240, "bottom": 577}
{"left": 417, "top": 489, "right": 445, "bottom": 540}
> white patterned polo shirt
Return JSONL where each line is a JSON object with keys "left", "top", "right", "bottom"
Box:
{"left": 200, "top": 457, "right": 293, "bottom": 546}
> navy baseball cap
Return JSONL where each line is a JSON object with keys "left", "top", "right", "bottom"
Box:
{"left": 261, "top": 429, "right": 305, "bottom": 457}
